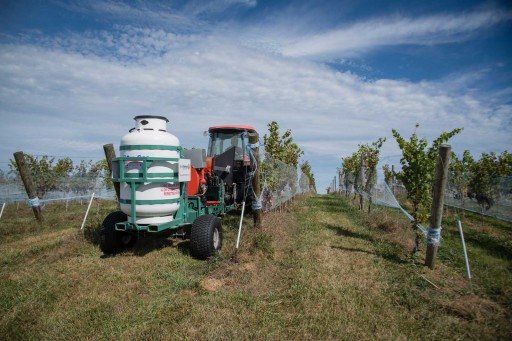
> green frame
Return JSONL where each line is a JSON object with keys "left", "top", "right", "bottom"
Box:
{"left": 111, "top": 145, "right": 233, "bottom": 233}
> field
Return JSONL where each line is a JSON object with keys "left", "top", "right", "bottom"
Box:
{"left": 1, "top": 195, "right": 511, "bottom": 340}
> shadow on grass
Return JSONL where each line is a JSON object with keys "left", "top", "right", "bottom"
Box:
{"left": 325, "top": 224, "right": 375, "bottom": 243}
{"left": 331, "top": 242, "right": 410, "bottom": 265}
{"left": 83, "top": 225, "right": 101, "bottom": 246}
{"left": 462, "top": 229, "right": 512, "bottom": 260}
{"left": 131, "top": 235, "right": 175, "bottom": 257}
{"left": 373, "top": 240, "right": 410, "bottom": 265}
{"left": 176, "top": 240, "right": 192, "bottom": 257}
{"left": 330, "top": 245, "right": 374, "bottom": 255}
{"left": 85, "top": 224, "right": 189, "bottom": 257}
{"left": 326, "top": 223, "right": 410, "bottom": 265}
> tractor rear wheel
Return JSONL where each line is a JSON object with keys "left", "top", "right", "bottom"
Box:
{"left": 100, "top": 211, "right": 137, "bottom": 254}
{"left": 190, "top": 214, "right": 223, "bottom": 260}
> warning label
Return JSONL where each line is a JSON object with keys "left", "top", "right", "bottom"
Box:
{"left": 125, "top": 161, "right": 142, "bottom": 171}
{"left": 161, "top": 183, "right": 179, "bottom": 196}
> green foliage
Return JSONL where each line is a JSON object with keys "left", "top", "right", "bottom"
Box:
{"left": 67, "top": 160, "right": 111, "bottom": 196}
{"left": 262, "top": 121, "right": 304, "bottom": 193}
{"left": 341, "top": 152, "right": 358, "bottom": 193}
{"left": 341, "top": 138, "right": 386, "bottom": 195}
{"left": 300, "top": 160, "right": 317, "bottom": 193}
{"left": 382, "top": 164, "right": 396, "bottom": 186}
{"left": 358, "top": 138, "right": 386, "bottom": 193}
{"left": 9, "top": 155, "right": 74, "bottom": 197}
{"left": 263, "top": 121, "right": 304, "bottom": 167}
{"left": 8, "top": 155, "right": 112, "bottom": 198}
{"left": 392, "top": 124, "right": 462, "bottom": 223}
{"left": 449, "top": 150, "right": 474, "bottom": 205}
{"left": 468, "top": 151, "right": 511, "bottom": 210}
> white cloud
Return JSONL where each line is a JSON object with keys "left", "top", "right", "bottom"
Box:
{"left": 183, "top": 0, "right": 257, "bottom": 16}
{"left": 280, "top": 9, "right": 512, "bottom": 58}
{"left": 1, "top": 4, "right": 511, "bottom": 192}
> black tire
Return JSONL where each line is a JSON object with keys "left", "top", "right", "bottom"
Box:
{"left": 100, "top": 211, "right": 137, "bottom": 254}
{"left": 189, "top": 215, "right": 223, "bottom": 260}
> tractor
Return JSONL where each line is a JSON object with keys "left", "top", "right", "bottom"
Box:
{"left": 100, "top": 116, "right": 258, "bottom": 259}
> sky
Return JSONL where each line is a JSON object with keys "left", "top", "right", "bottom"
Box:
{"left": 0, "top": 0, "right": 511, "bottom": 193}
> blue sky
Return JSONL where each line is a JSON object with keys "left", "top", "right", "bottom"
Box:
{"left": 1, "top": 0, "right": 511, "bottom": 192}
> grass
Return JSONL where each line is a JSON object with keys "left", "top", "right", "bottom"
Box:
{"left": 0, "top": 195, "right": 511, "bottom": 340}
{"left": 438, "top": 207, "right": 512, "bottom": 308}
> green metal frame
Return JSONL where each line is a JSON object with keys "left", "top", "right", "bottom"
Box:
{"left": 111, "top": 145, "right": 234, "bottom": 233}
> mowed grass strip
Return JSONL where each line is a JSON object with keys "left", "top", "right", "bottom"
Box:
{"left": 1, "top": 196, "right": 510, "bottom": 340}
{"left": 287, "top": 195, "right": 417, "bottom": 340}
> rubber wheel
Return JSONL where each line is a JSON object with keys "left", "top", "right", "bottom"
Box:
{"left": 190, "top": 215, "right": 223, "bottom": 260}
{"left": 100, "top": 211, "right": 137, "bottom": 254}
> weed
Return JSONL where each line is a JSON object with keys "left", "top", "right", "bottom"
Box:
{"left": 251, "top": 232, "right": 274, "bottom": 258}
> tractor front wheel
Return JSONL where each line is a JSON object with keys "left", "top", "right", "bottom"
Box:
{"left": 190, "top": 215, "right": 223, "bottom": 260}
{"left": 100, "top": 211, "right": 137, "bottom": 254}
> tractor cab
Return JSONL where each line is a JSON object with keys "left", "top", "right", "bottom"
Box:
{"left": 207, "top": 125, "right": 257, "bottom": 204}
{"left": 207, "top": 125, "right": 257, "bottom": 167}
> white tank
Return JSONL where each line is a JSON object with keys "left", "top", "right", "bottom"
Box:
{"left": 119, "top": 115, "right": 180, "bottom": 225}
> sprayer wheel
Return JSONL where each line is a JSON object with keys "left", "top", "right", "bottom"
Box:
{"left": 100, "top": 211, "right": 136, "bottom": 254}
{"left": 190, "top": 214, "right": 223, "bottom": 260}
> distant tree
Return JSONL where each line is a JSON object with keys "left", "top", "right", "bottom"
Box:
{"left": 68, "top": 160, "right": 109, "bottom": 197}
{"left": 340, "top": 137, "right": 386, "bottom": 208}
{"left": 468, "top": 151, "right": 511, "bottom": 210}
{"left": 392, "top": 124, "right": 463, "bottom": 223}
{"left": 93, "top": 159, "right": 113, "bottom": 190}
{"left": 357, "top": 137, "right": 386, "bottom": 212}
{"left": 382, "top": 164, "right": 397, "bottom": 187}
{"left": 449, "top": 150, "right": 474, "bottom": 206}
{"left": 9, "top": 155, "right": 74, "bottom": 198}
{"left": 262, "top": 121, "right": 304, "bottom": 193}
{"left": 263, "top": 121, "right": 304, "bottom": 167}
{"left": 300, "top": 160, "right": 317, "bottom": 193}
{"left": 341, "top": 153, "right": 358, "bottom": 198}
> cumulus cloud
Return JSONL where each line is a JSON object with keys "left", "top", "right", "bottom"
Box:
{"left": 1, "top": 33, "right": 508, "bottom": 159}
{"left": 0, "top": 2, "right": 510, "bottom": 191}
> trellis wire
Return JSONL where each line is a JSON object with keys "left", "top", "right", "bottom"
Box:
{"left": 445, "top": 175, "right": 512, "bottom": 223}
{"left": 259, "top": 155, "right": 312, "bottom": 212}
{"left": 0, "top": 175, "right": 116, "bottom": 205}
{"left": 1, "top": 153, "right": 312, "bottom": 226}
{"left": 335, "top": 169, "right": 512, "bottom": 224}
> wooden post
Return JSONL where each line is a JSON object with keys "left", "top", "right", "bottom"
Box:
{"left": 249, "top": 132, "right": 262, "bottom": 228}
{"left": 103, "top": 144, "right": 120, "bottom": 200}
{"left": 338, "top": 171, "right": 341, "bottom": 195}
{"left": 359, "top": 156, "right": 364, "bottom": 211}
{"left": 425, "top": 144, "right": 451, "bottom": 269}
{"left": 391, "top": 165, "right": 395, "bottom": 195}
{"left": 13, "top": 151, "right": 44, "bottom": 223}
